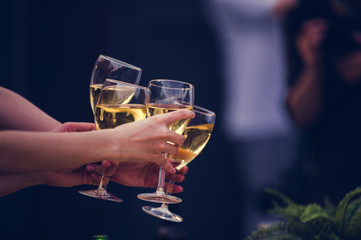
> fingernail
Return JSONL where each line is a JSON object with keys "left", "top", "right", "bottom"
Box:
{"left": 86, "top": 165, "right": 95, "bottom": 172}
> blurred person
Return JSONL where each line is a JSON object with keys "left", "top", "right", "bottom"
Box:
{"left": 204, "top": 0, "right": 299, "bottom": 236}
{"left": 286, "top": 0, "right": 361, "bottom": 204}
{"left": 0, "top": 86, "right": 193, "bottom": 197}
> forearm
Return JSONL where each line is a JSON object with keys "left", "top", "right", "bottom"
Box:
{"left": 0, "top": 130, "right": 114, "bottom": 174}
{"left": 0, "top": 110, "right": 193, "bottom": 175}
{"left": 0, "top": 173, "right": 44, "bottom": 198}
{"left": 0, "top": 87, "right": 61, "bottom": 131}
{"left": 286, "top": 66, "right": 323, "bottom": 128}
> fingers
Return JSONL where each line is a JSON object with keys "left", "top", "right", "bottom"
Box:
{"left": 178, "top": 165, "right": 189, "bottom": 175}
{"left": 171, "top": 165, "right": 188, "bottom": 175}
{"left": 165, "top": 182, "right": 184, "bottom": 194}
{"left": 164, "top": 140, "right": 183, "bottom": 156}
{"left": 167, "top": 173, "right": 185, "bottom": 183}
{"left": 89, "top": 173, "right": 109, "bottom": 186}
{"left": 157, "top": 110, "right": 195, "bottom": 126}
{"left": 101, "top": 160, "right": 118, "bottom": 176}
{"left": 161, "top": 158, "right": 176, "bottom": 174}
{"left": 85, "top": 160, "right": 117, "bottom": 176}
{"left": 75, "top": 122, "right": 97, "bottom": 132}
{"left": 62, "top": 122, "right": 96, "bottom": 132}
{"left": 166, "top": 132, "right": 186, "bottom": 149}
{"left": 165, "top": 166, "right": 188, "bottom": 182}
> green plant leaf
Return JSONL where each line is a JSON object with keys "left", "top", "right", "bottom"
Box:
{"left": 334, "top": 187, "right": 361, "bottom": 234}
{"left": 245, "top": 222, "right": 312, "bottom": 240}
{"left": 246, "top": 187, "right": 361, "bottom": 240}
{"left": 344, "top": 203, "right": 361, "bottom": 240}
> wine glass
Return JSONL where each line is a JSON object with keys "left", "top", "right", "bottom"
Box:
{"left": 89, "top": 55, "right": 142, "bottom": 113}
{"left": 137, "top": 79, "right": 195, "bottom": 204}
{"left": 79, "top": 79, "right": 148, "bottom": 202}
{"left": 141, "top": 105, "right": 216, "bottom": 222}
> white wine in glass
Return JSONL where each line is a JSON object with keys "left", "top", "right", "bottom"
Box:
{"left": 142, "top": 105, "right": 216, "bottom": 222}
{"left": 79, "top": 79, "right": 148, "bottom": 202}
{"left": 172, "top": 123, "right": 214, "bottom": 170}
{"left": 89, "top": 55, "right": 142, "bottom": 113}
{"left": 137, "top": 79, "right": 195, "bottom": 204}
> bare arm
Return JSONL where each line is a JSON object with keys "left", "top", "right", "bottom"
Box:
{"left": 0, "top": 110, "right": 195, "bottom": 175}
{"left": 286, "top": 19, "right": 327, "bottom": 128}
{"left": 286, "top": 66, "right": 323, "bottom": 128}
{"left": 0, "top": 87, "right": 60, "bottom": 131}
{"left": 0, "top": 167, "right": 106, "bottom": 198}
{"left": 0, "top": 174, "right": 40, "bottom": 197}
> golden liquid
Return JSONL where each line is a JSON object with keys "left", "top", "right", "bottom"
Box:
{"left": 147, "top": 103, "right": 193, "bottom": 134}
{"left": 90, "top": 84, "right": 135, "bottom": 113}
{"left": 94, "top": 104, "right": 147, "bottom": 129}
{"left": 89, "top": 84, "right": 103, "bottom": 113}
{"left": 171, "top": 124, "right": 213, "bottom": 170}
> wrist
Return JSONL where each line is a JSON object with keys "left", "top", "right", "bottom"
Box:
{"left": 92, "top": 129, "right": 123, "bottom": 163}
{"left": 22, "top": 172, "right": 48, "bottom": 186}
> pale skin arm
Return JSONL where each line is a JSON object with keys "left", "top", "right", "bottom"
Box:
{"left": 0, "top": 87, "right": 95, "bottom": 133}
{"left": 0, "top": 122, "right": 103, "bottom": 198}
{"left": 0, "top": 109, "right": 195, "bottom": 175}
{"left": 0, "top": 87, "right": 61, "bottom": 131}
{"left": 0, "top": 160, "right": 188, "bottom": 198}
{"left": 0, "top": 168, "right": 105, "bottom": 198}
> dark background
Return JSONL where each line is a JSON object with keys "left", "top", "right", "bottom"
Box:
{"left": 0, "top": 1, "right": 241, "bottom": 239}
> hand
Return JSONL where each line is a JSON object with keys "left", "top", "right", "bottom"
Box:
{"left": 86, "top": 160, "right": 189, "bottom": 193}
{"left": 51, "top": 122, "right": 96, "bottom": 132}
{"left": 105, "top": 109, "right": 195, "bottom": 173}
{"left": 43, "top": 156, "right": 123, "bottom": 187}
{"left": 296, "top": 18, "right": 327, "bottom": 67}
{"left": 41, "top": 121, "right": 103, "bottom": 187}
{"left": 42, "top": 166, "right": 106, "bottom": 187}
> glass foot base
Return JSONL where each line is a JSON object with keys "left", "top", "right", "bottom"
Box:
{"left": 142, "top": 206, "right": 183, "bottom": 222}
{"left": 137, "top": 193, "right": 182, "bottom": 204}
{"left": 79, "top": 188, "right": 123, "bottom": 202}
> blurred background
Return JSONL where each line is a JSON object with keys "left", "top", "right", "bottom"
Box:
{"left": 1, "top": 0, "right": 361, "bottom": 239}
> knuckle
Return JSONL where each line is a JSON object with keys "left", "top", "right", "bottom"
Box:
{"left": 168, "top": 146, "right": 178, "bottom": 155}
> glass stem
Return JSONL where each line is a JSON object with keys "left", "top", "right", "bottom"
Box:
{"left": 155, "top": 153, "right": 168, "bottom": 194}
{"left": 156, "top": 167, "right": 166, "bottom": 194}
{"left": 98, "top": 169, "right": 106, "bottom": 189}
{"left": 160, "top": 203, "right": 169, "bottom": 210}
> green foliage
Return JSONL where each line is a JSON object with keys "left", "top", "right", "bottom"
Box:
{"left": 245, "top": 222, "right": 312, "bottom": 240}
{"left": 244, "top": 187, "right": 361, "bottom": 240}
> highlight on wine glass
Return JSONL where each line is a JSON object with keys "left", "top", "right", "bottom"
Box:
{"left": 79, "top": 79, "right": 148, "bottom": 202}
{"left": 141, "top": 105, "right": 216, "bottom": 222}
{"left": 89, "top": 55, "right": 142, "bottom": 113}
{"left": 137, "top": 79, "right": 195, "bottom": 204}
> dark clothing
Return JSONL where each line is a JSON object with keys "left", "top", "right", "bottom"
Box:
{"left": 286, "top": 0, "right": 361, "bottom": 204}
